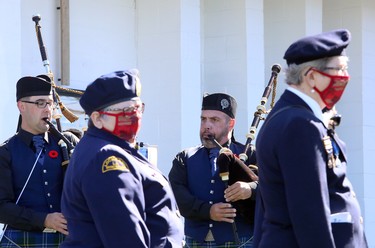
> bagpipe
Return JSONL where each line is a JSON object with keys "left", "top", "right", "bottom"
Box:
{"left": 29, "top": 14, "right": 156, "bottom": 165}
{"left": 30, "top": 14, "right": 85, "bottom": 168}
{"left": 213, "top": 64, "right": 281, "bottom": 223}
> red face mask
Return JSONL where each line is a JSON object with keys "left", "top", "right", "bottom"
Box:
{"left": 311, "top": 68, "right": 350, "bottom": 110}
{"left": 99, "top": 110, "right": 142, "bottom": 142}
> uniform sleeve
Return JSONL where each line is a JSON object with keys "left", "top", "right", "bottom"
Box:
{"left": 278, "top": 118, "right": 335, "bottom": 247}
{"left": 249, "top": 181, "right": 258, "bottom": 201}
{"left": 0, "top": 145, "right": 46, "bottom": 231}
{"left": 168, "top": 152, "right": 211, "bottom": 221}
{"left": 81, "top": 150, "right": 149, "bottom": 248}
{"left": 62, "top": 131, "right": 80, "bottom": 147}
{"left": 230, "top": 143, "right": 258, "bottom": 201}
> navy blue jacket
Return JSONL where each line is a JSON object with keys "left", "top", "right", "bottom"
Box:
{"left": 61, "top": 127, "right": 183, "bottom": 248}
{"left": 253, "top": 90, "right": 367, "bottom": 248}
{"left": 0, "top": 129, "right": 75, "bottom": 231}
{"left": 169, "top": 142, "right": 256, "bottom": 244}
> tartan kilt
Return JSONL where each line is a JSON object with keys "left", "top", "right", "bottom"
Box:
{"left": 184, "top": 236, "right": 253, "bottom": 248}
{"left": 0, "top": 229, "right": 65, "bottom": 248}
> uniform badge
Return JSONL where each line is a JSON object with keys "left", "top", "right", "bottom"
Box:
{"left": 220, "top": 99, "right": 230, "bottom": 110}
{"left": 102, "top": 156, "right": 129, "bottom": 173}
{"left": 322, "top": 135, "right": 335, "bottom": 169}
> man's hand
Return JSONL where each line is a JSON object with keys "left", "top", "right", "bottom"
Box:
{"left": 44, "top": 212, "right": 68, "bottom": 235}
{"left": 224, "top": 181, "right": 252, "bottom": 202}
{"left": 209, "top": 203, "right": 236, "bottom": 223}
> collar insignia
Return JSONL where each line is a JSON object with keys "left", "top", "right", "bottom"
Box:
{"left": 102, "top": 156, "right": 129, "bottom": 173}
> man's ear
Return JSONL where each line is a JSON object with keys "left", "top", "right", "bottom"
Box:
{"left": 17, "top": 101, "right": 25, "bottom": 113}
{"left": 90, "top": 111, "right": 103, "bottom": 129}
{"left": 229, "top": 118, "right": 235, "bottom": 129}
{"left": 305, "top": 68, "right": 318, "bottom": 88}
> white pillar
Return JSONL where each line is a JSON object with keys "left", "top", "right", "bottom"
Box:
{"left": 136, "top": 0, "right": 201, "bottom": 173}
{"left": 244, "top": 0, "right": 266, "bottom": 142}
{"left": 0, "top": 0, "right": 22, "bottom": 140}
{"left": 201, "top": 0, "right": 255, "bottom": 142}
{"left": 361, "top": 1, "right": 375, "bottom": 241}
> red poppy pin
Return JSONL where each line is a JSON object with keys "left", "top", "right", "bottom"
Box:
{"left": 49, "top": 150, "right": 59, "bottom": 159}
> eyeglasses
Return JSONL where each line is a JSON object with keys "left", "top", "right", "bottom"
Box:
{"left": 324, "top": 66, "right": 349, "bottom": 73}
{"left": 21, "top": 100, "right": 57, "bottom": 109}
{"left": 310, "top": 68, "right": 350, "bottom": 82}
{"left": 103, "top": 103, "right": 145, "bottom": 114}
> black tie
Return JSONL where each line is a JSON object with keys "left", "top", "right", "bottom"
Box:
{"left": 328, "top": 130, "right": 340, "bottom": 158}
{"left": 32, "top": 135, "right": 45, "bottom": 163}
{"left": 209, "top": 148, "right": 220, "bottom": 176}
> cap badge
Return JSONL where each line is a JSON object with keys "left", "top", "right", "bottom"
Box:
{"left": 220, "top": 99, "right": 230, "bottom": 110}
{"left": 102, "top": 156, "right": 129, "bottom": 173}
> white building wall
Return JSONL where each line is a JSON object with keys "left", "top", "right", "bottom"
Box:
{"left": 360, "top": 0, "right": 375, "bottom": 242}
{"left": 202, "top": 0, "right": 251, "bottom": 142}
{"left": 179, "top": 0, "right": 202, "bottom": 150}
{"left": 0, "top": 0, "right": 22, "bottom": 138}
{"left": 21, "top": 0, "right": 60, "bottom": 77}
{"left": 67, "top": 0, "right": 137, "bottom": 131}
{"left": 0, "top": 0, "right": 139, "bottom": 137}
{"left": 245, "top": 0, "right": 266, "bottom": 137}
{"left": 135, "top": 0, "right": 201, "bottom": 174}
{"left": 69, "top": 0, "right": 137, "bottom": 87}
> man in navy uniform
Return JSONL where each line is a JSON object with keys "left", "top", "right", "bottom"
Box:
{"left": 253, "top": 29, "right": 368, "bottom": 247}
{"left": 0, "top": 75, "right": 79, "bottom": 247}
{"left": 60, "top": 69, "right": 184, "bottom": 247}
{"left": 169, "top": 93, "right": 257, "bottom": 247}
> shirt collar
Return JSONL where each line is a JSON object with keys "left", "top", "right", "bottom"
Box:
{"left": 17, "top": 129, "right": 50, "bottom": 147}
{"left": 286, "top": 86, "right": 323, "bottom": 122}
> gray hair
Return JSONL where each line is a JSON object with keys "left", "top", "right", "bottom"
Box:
{"left": 285, "top": 57, "right": 330, "bottom": 85}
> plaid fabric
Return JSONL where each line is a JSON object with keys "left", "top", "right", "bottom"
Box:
{"left": 0, "top": 229, "right": 64, "bottom": 248}
{"left": 184, "top": 236, "right": 253, "bottom": 248}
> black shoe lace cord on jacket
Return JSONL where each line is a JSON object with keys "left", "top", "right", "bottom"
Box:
{"left": 0, "top": 136, "right": 46, "bottom": 247}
